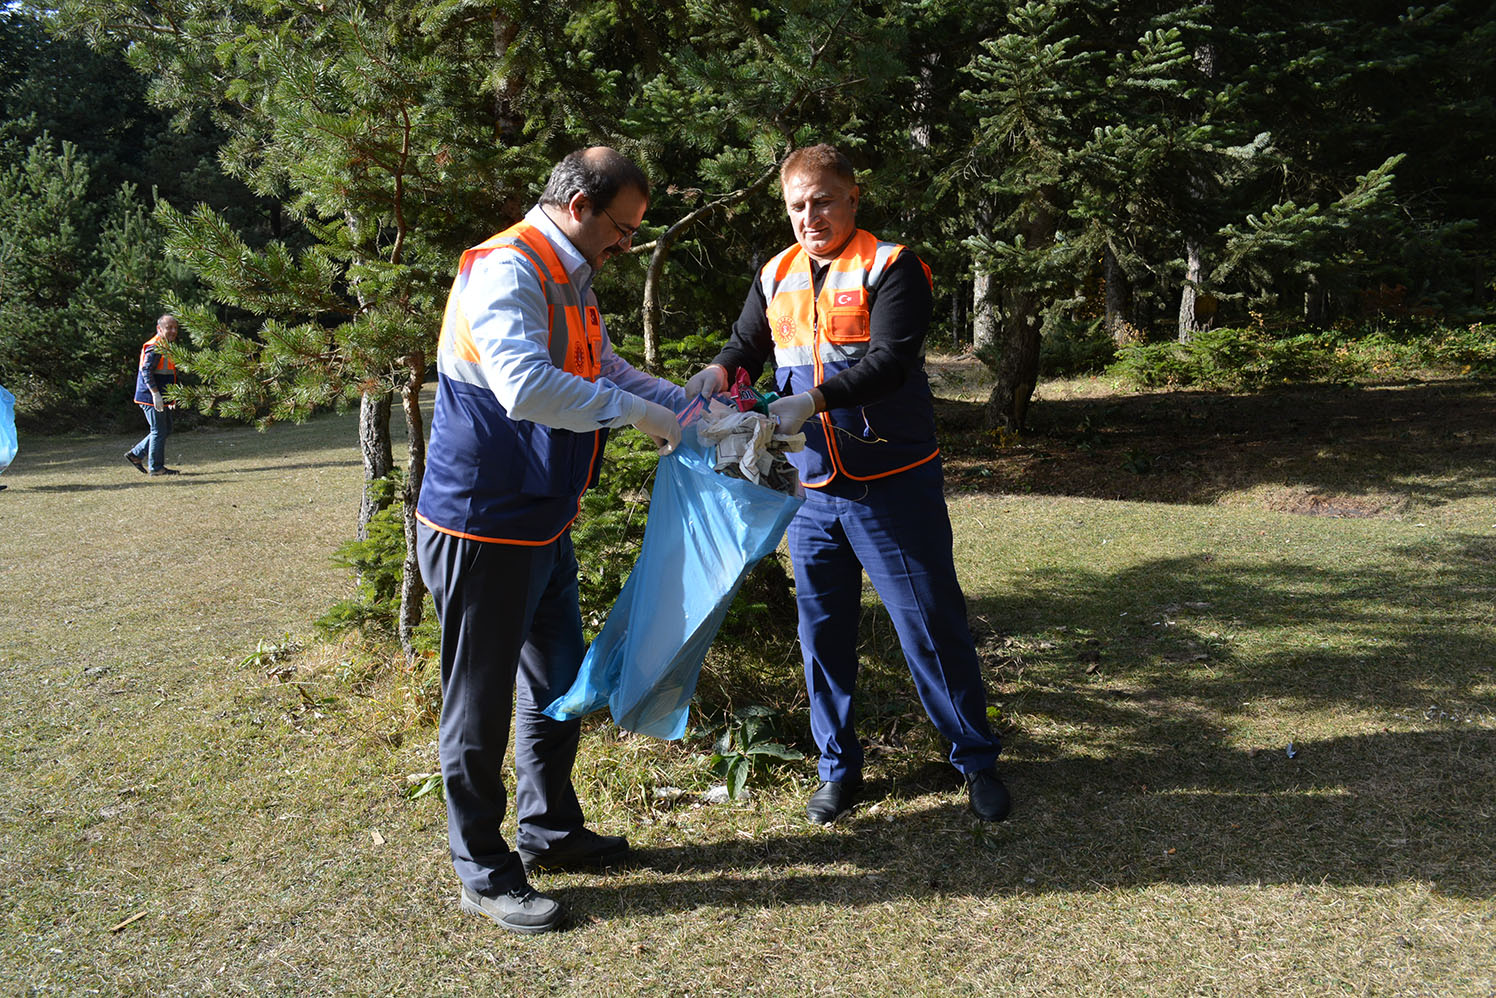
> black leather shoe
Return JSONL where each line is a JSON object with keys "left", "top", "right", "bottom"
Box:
{"left": 517, "top": 829, "right": 629, "bottom": 873}
{"left": 124, "top": 452, "right": 146, "bottom": 474}
{"left": 966, "top": 767, "right": 1011, "bottom": 822}
{"left": 806, "top": 777, "right": 863, "bottom": 825}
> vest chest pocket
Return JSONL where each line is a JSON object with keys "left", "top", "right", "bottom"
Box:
{"left": 822, "top": 306, "right": 869, "bottom": 344}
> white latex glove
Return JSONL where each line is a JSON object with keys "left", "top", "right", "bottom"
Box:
{"left": 768, "top": 392, "right": 816, "bottom": 435}
{"left": 150, "top": 390, "right": 164, "bottom": 413}
{"left": 684, "top": 364, "right": 728, "bottom": 400}
{"left": 633, "top": 400, "right": 683, "bottom": 455}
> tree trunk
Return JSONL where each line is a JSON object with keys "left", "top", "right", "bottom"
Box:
{"left": 1177, "top": 239, "right": 1205, "bottom": 343}
{"left": 396, "top": 353, "right": 428, "bottom": 661}
{"left": 1305, "top": 273, "right": 1327, "bottom": 327}
{"left": 1105, "top": 243, "right": 1133, "bottom": 345}
{"left": 983, "top": 205, "right": 1053, "bottom": 430}
{"left": 986, "top": 285, "right": 1042, "bottom": 431}
{"left": 951, "top": 280, "right": 968, "bottom": 352}
{"left": 972, "top": 271, "right": 1000, "bottom": 356}
{"left": 357, "top": 390, "right": 393, "bottom": 540}
{"left": 1178, "top": 42, "right": 1218, "bottom": 345}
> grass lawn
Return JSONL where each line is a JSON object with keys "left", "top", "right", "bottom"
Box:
{"left": 1, "top": 366, "right": 1493, "bottom": 996}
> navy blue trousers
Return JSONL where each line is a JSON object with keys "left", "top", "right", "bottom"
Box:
{"left": 416, "top": 522, "right": 589, "bottom": 896}
{"left": 788, "top": 459, "right": 1001, "bottom": 783}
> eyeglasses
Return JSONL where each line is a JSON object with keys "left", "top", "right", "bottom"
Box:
{"left": 598, "top": 204, "right": 639, "bottom": 242}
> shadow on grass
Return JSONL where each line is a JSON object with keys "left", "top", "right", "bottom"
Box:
{"left": 16, "top": 460, "right": 352, "bottom": 491}
{"left": 547, "top": 716, "right": 1493, "bottom": 925}
{"left": 570, "top": 527, "right": 1496, "bottom": 918}
{"left": 939, "top": 379, "right": 1496, "bottom": 506}
{"left": 550, "top": 718, "right": 1492, "bottom": 924}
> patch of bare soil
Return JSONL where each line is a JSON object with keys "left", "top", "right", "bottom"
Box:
{"left": 933, "top": 364, "right": 1496, "bottom": 513}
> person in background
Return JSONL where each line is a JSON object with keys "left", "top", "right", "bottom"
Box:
{"left": 685, "top": 144, "right": 1011, "bottom": 826}
{"left": 126, "top": 314, "right": 180, "bottom": 477}
{"left": 415, "top": 147, "right": 684, "bottom": 935}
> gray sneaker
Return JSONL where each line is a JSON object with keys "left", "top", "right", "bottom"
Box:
{"left": 459, "top": 884, "right": 564, "bottom": 935}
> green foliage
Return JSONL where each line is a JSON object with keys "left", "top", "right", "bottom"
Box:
{"left": 317, "top": 472, "right": 438, "bottom": 653}
{"left": 0, "top": 133, "right": 197, "bottom": 420}
{"left": 0, "top": 6, "right": 261, "bottom": 422}
{"left": 1109, "top": 323, "right": 1496, "bottom": 390}
{"left": 1040, "top": 316, "right": 1118, "bottom": 377}
{"left": 703, "top": 705, "right": 804, "bottom": 801}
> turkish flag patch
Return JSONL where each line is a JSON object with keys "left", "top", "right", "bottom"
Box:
{"left": 832, "top": 289, "right": 865, "bottom": 308}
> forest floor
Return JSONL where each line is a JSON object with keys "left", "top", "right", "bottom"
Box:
{"left": 1, "top": 359, "right": 1493, "bottom": 996}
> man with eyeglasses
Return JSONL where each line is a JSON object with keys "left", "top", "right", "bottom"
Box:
{"left": 686, "top": 143, "right": 1011, "bottom": 829}
{"left": 416, "top": 146, "right": 685, "bottom": 935}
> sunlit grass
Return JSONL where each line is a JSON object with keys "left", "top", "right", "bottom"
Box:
{"left": 1, "top": 369, "right": 1493, "bottom": 996}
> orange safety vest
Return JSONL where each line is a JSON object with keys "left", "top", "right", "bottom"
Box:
{"left": 134, "top": 332, "right": 178, "bottom": 406}
{"left": 417, "top": 220, "right": 609, "bottom": 545}
{"left": 761, "top": 229, "right": 938, "bottom": 488}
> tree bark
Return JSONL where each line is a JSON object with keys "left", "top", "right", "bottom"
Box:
{"left": 986, "top": 285, "right": 1042, "bottom": 431}
{"left": 1177, "top": 239, "right": 1205, "bottom": 343}
{"left": 972, "top": 271, "right": 999, "bottom": 355}
{"left": 1305, "top": 273, "right": 1327, "bottom": 327}
{"left": 357, "top": 390, "right": 393, "bottom": 540}
{"left": 396, "top": 352, "right": 427, "bottom": 661}
{"left": 951, "top": 280, "right": 969, "bottom": 352}
{"left": 981, "top": 204, "right": 1052, "bottom": 431}
{"left": 1105, "top": 243, "right": 1133, "bottom": 345}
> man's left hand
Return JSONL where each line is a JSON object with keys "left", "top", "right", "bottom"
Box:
{"left": 768, "top": 392, "right": 817, "bottom": 435}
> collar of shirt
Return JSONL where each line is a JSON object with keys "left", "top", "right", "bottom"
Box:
{"left": 525, "top": 204, "right": 594, "bottom": 302}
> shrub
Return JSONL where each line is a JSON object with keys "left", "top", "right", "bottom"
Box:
{"left": 315, "top": 471, "right": 438, "bottom": 654}
{"left": 1040, "top": 316, "right": 1118, "bottom": 377}
{"left": 1108, "top": 323, "right": 1494, "bottom": 389}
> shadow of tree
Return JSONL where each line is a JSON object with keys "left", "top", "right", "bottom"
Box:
{"left": 553, "top": 717, "right": 1492, "bottom": 924}
{"left": 937, "top": 379, "right": 1496, "bottom": 508}
{"left": 585, "top": 527, "right": 1495, "bottom": 918}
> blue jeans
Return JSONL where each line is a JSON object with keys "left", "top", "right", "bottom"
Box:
{"left": 129, "top": 405, "right": 172, "bottom": 472}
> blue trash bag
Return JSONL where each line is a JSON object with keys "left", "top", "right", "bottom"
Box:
{"left": 0, "top": 384, "right": 17, "bottom": 475}
{"left": 544, "top": 412, "right": 803, "bottom": 740}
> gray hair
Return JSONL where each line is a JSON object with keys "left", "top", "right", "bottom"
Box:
{"left": 539, "top": 147, "right": 650, "bottom": 212}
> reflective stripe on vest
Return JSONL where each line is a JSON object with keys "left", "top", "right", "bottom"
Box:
{"left": 762, "top": 230, "right": 937, "bottom": 487}
{"left": 139, "top": 335, "right": 176, "bottom": 376}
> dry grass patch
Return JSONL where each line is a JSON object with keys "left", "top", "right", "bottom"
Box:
{"left": 2, "top": 373, "right": 1494, "bottom": 996}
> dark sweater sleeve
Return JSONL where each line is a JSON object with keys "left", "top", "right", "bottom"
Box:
{"left": 817, "top": 250, "right": 931, "bottom": 411}
{"left": 140, "top": 347, "right": 162, "bottom": 392}
{"left": 710, "top": 278, "right": 775, "bottom": 385}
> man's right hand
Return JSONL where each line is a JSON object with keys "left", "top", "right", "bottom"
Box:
{"left": 684, "top": 364, "right": 728, "bottom": 400}
{"left": 633, "top": 400, "right": 682, "bottom": 455}
{"left": 150, "top": 390, "right": 164, "bottom": 413}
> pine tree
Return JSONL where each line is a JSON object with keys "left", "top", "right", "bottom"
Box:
{"left": 50, "top": 0, "right": 555, "bottom": 656}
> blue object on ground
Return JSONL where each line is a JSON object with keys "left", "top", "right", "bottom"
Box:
{"left": 544, "top": 417, "right": 802, "bottom": 739}
{"left": 0, "top": 384, "right": 17, "bottom": 475}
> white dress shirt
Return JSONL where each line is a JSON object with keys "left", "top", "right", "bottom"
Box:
{"left": 456, "top": 204, "right": 684, "bottom": 431}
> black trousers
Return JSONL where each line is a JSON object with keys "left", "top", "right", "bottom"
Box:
{"left": 416, "top": 522, "right": 589, "bottom": 896}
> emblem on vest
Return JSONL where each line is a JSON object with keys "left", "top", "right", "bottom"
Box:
{"left": 774, "top": 315, "right": 796, "bottom": 346}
